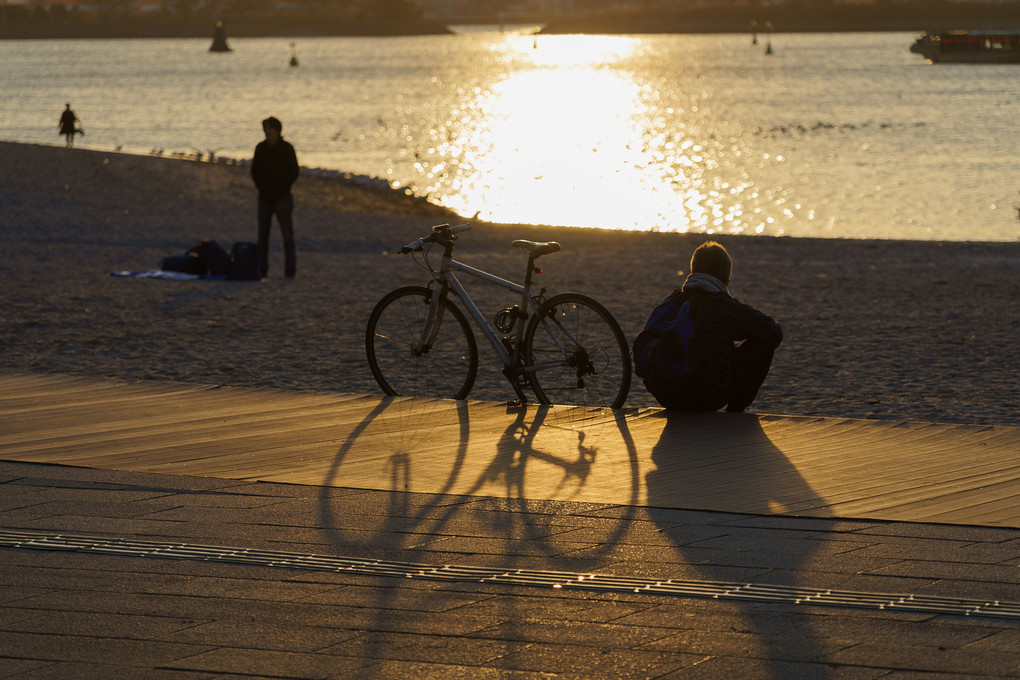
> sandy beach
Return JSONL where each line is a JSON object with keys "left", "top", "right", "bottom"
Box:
{"left": 1, "top": 140, "right": 1017, "bottom": 425}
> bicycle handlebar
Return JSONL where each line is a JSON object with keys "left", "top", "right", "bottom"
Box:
{"left": 399, "top": 223, "right": 471, "bottom": 254}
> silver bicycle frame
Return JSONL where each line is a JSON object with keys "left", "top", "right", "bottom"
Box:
{"left": 435, "top": 256, "right": 582, "bottom": 386}
{"left": 433, "top": 255, "right": 538, "bottom": 368}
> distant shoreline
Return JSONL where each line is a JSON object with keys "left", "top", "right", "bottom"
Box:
{"left": 539, "top": 3, "right": 1020, "bottom": 35}
{"left": 0, "top": 19, "right": 453, "bottom": 41}
{"left": 3, "top": 4, "right": 1020, "bottom": 41}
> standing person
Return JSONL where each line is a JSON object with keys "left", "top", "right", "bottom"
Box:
{"left": 58, "top": 103, "right": 81, "bottom": 147}
{"left": 636, "top": 241, "right": 783, "bottom": 413}
{"left": 251, "top": 116, "right": 300, "bottom": 279}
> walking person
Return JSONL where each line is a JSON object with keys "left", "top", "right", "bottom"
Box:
{"left": 635, "top": 241, "right": 783, "bottom": 413}
{"left": 251, "top": 116, "right": 300, "bottom": 278}
{"left": 58, "top": 103, "right": 81, "bottom": 147}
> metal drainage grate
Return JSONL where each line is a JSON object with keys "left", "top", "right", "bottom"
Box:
{"left": 2, "top": 527, "right": 1018, "bottom": 621}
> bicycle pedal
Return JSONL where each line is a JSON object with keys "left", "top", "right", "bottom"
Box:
{"left": 505, "top": 400, "right": 526, "bottom": 411}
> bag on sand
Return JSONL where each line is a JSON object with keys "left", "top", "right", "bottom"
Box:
{"left": 230, "top": 242, "right": 261, "bottom": 280}
{"left": 158, "top": 252, "right": 205, "bottom": 275}
{"left": 632, "top": 297, "right": 695, "bottom": 379}
{"left": 187, "top": 238, "right": 231, "bottom": 277}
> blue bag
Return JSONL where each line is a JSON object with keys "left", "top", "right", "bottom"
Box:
{"left": 230, "top": 242, "right": 261, "bottom": 280}
{"left": 188, "top": 238, "right": 231, "bottom": 277}
{"left": 632, "top": 297, "right": 695, "bottom": 379}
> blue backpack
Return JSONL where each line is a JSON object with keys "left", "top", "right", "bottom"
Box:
{"left": 633, "top": 296, "right": 695, "bottom": 379}
{"left": 230, "top": 242, "right": 261, "bottom": 281}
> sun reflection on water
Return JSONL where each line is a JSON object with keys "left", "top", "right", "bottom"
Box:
{"left": 419, "top": 34, "right": 739, "bottom": 233}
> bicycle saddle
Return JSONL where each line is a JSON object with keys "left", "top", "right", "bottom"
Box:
{"left": 512, "top": 240, "right": 561, "bottom": 258}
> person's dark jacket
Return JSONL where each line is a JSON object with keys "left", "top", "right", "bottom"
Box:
{"left": 251, "top": 138, "right": 299, "bottom": 202}
{"left": 644, "top": 274, "right": 783, "bottom": 405}
{"left": 683, "top": 287, "right": 783, "bottom": 390}
{"left": 59, "top": 109, "right": 77, "bottom": 135}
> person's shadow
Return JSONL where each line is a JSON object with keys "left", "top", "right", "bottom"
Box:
{"left": 644, "top": 412, "right": 836, "bottom": 679}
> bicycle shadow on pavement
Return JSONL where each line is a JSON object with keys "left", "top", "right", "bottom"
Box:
{"left": 314, "top": 397, "right": 643, "bottom": 676}
{"left": 316, "top": 397, "right": 642, "bottom": 561}
{"left": 461, "top": 404, "right": 641, "bottom": 553}
{"left": 644, "top": 411, "right": 837, "bottom": 679}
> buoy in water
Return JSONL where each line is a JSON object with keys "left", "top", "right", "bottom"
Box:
{"left": 209, "top": 20, "right": 231, "bottom": 53}
{"left": 289, "top": 42, "right": 299, "bottom": 67}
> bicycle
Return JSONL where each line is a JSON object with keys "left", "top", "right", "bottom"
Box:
{"left": 365, "top": 223, "right": 631, "bottom": 409}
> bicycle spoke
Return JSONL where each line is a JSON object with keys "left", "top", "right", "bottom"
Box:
{"left": 366, "top": 286, "right": 478, "bottom": 400}
{"left": 525, "top": 294, "right": 631, "bottom": 409}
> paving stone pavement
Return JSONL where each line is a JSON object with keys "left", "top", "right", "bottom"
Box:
{"left": 1, "top": 460, "right": 1019, "bottom": 679}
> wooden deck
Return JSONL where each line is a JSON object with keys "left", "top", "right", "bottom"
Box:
{"left": 2, "top": 373, "right": 1019, "bottom": 528}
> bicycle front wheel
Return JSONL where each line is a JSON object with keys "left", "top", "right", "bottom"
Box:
{"left": 365, "top": 285, "right": 478, "bottom": 400}
{"left": 524, "top": 293, "right": 631, "bottom": 409}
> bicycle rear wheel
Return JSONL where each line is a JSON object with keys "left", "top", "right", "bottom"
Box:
{"left": 365, "top": 285, "right": 478, "bottom": 400}
{"left": 524, "top": 293, "right": 631, "bottom": 409}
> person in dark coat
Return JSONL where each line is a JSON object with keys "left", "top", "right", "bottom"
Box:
{"left": 58, "top": 104, "right": 81, "bottom": 147}
{"left": 251, "top": 116, "right": 300, "bottom": 278}
{"left": 643, "top": 241, "right": 783, "bottom": 413}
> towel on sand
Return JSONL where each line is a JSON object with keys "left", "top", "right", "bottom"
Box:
{"left": 111, "top": 270, "right": 228, "bottom": 281}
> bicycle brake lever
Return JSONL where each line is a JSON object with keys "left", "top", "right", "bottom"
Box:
{"left": 400, "top": 238, "right": 425, "bottom": 254}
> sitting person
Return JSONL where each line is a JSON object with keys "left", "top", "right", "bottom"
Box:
{"left": 639, "top": 241, "right": 783, "bottom": 413}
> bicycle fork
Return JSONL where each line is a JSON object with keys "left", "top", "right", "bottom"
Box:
{"left": 414, "top": 284, "right": 446, "bottom": 357}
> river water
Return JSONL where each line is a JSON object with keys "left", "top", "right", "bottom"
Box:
{"left": 1, "top": 31, "right": 1017, "bottom": 241}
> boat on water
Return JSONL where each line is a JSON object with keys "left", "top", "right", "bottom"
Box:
{"left": 910, "top": 31, "right": 1020, "bottom": 63}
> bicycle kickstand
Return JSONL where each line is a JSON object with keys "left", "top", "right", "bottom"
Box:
{"left": 502, "top": 366, "right": 530, "bottom": 409}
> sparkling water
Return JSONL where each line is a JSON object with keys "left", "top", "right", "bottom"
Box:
{"left": 1, "top": 31, "right": 1017, "bottom": 241}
